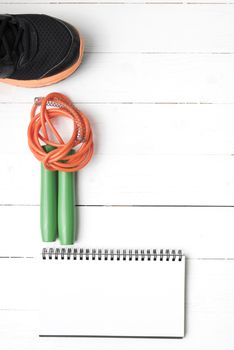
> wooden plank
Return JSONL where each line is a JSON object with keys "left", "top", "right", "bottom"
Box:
{"left": 1, "top": 103, "right": 234, "bottom": 156}
{"left": 0, "top": 152, "right": 233, "bottom": 205}
{"left": 0, "top": 259, "right": 37, "bottom": 310}
{"left": 2, "top": 0, "right": 234, "bottom": 3}
{"left": 0, "top": 206, "right": 233, "bottom": 257}
{"left": 1, "top": 4, "right": 234, "bottom": 53}
{"left": 0, "top": 311, "right": 36, "bottom": 350}
{"left": 0, "top": 54, "right": 234, "bottom": 103}
{"left": 1, "top": 259, "right": 234, "bottom": 349}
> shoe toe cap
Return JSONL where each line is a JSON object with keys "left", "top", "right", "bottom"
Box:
{"left": 43, "top": 18, "right": 82, "bottom": 78}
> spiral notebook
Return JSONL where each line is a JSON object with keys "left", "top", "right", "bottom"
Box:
{"left": 40, "top": 248, "right": 185, "bottom": 338}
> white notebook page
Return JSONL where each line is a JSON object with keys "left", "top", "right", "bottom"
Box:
{"left": 40, "top": 250, "right": 185, "bottom": 338}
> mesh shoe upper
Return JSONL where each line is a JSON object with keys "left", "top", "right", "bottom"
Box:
{"left": 0, "top": 14, "right": 81, "bottom": 80}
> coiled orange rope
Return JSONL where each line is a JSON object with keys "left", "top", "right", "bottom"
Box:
{"left": 28, "top": 92, "right": 93, "bottom": 172}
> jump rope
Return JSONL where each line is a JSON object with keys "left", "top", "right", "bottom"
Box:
{"left": 27, "top": 92, "right": 94, "bottom": 245}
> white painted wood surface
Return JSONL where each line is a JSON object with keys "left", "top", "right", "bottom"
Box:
{"left": 1, "top": 4, "right": 234, "bottom": 53}
{"left": 1, "top": 54, "right": 234, "bottom": 103}
{"left": 0, "top": 1, "right": 234, "bottom": 349}
{"left": 0, "top": 206, "right": 234, "bottom": 257}
{"left": 4, "top": 0, "right": 234, "bottom": 3}
{"left": 1, "top": 103, "right": 234, "bottom": 205}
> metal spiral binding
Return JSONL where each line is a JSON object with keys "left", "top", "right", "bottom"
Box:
{"left": 42, "top": 248, "right": 183, "bottom": 261}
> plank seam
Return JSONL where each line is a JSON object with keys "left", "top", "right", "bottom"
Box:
{"left": 2, "top": 102, "right": 234, "bottom": 105}
{"left": 2, "top": 2, "right": 234, "bottom": 4}
{"left": 0, "top": 256, "right": 233, "bottom": 260}
{"left": 0, "top": 204, "right": 234, "bottom": 207}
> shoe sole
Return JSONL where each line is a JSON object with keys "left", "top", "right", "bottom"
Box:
{"left": 0, "top": 32, "right": 84, "bottom": 88}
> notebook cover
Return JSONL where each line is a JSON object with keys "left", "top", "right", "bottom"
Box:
{"left": 40, "top": 248, "right": 185, "bottom": 338}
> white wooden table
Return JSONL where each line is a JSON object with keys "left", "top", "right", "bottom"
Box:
{"left": 0, "top": 1, "right": 234, "bottom": 349}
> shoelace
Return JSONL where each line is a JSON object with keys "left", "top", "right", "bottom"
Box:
{"left": 0, "top": 16, "right": 29, "bottom": 62}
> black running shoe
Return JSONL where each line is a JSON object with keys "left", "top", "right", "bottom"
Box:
{"left": 0, "top": 14, "right": 84, "bottom": 87}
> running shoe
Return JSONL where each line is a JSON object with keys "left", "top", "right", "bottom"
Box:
{"left": 0, "top": 14, "right": 84, "bottom": 87}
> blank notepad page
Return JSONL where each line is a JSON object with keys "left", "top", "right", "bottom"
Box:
{"left": 40, "top": 248, "right": 185, "bottom": 338}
